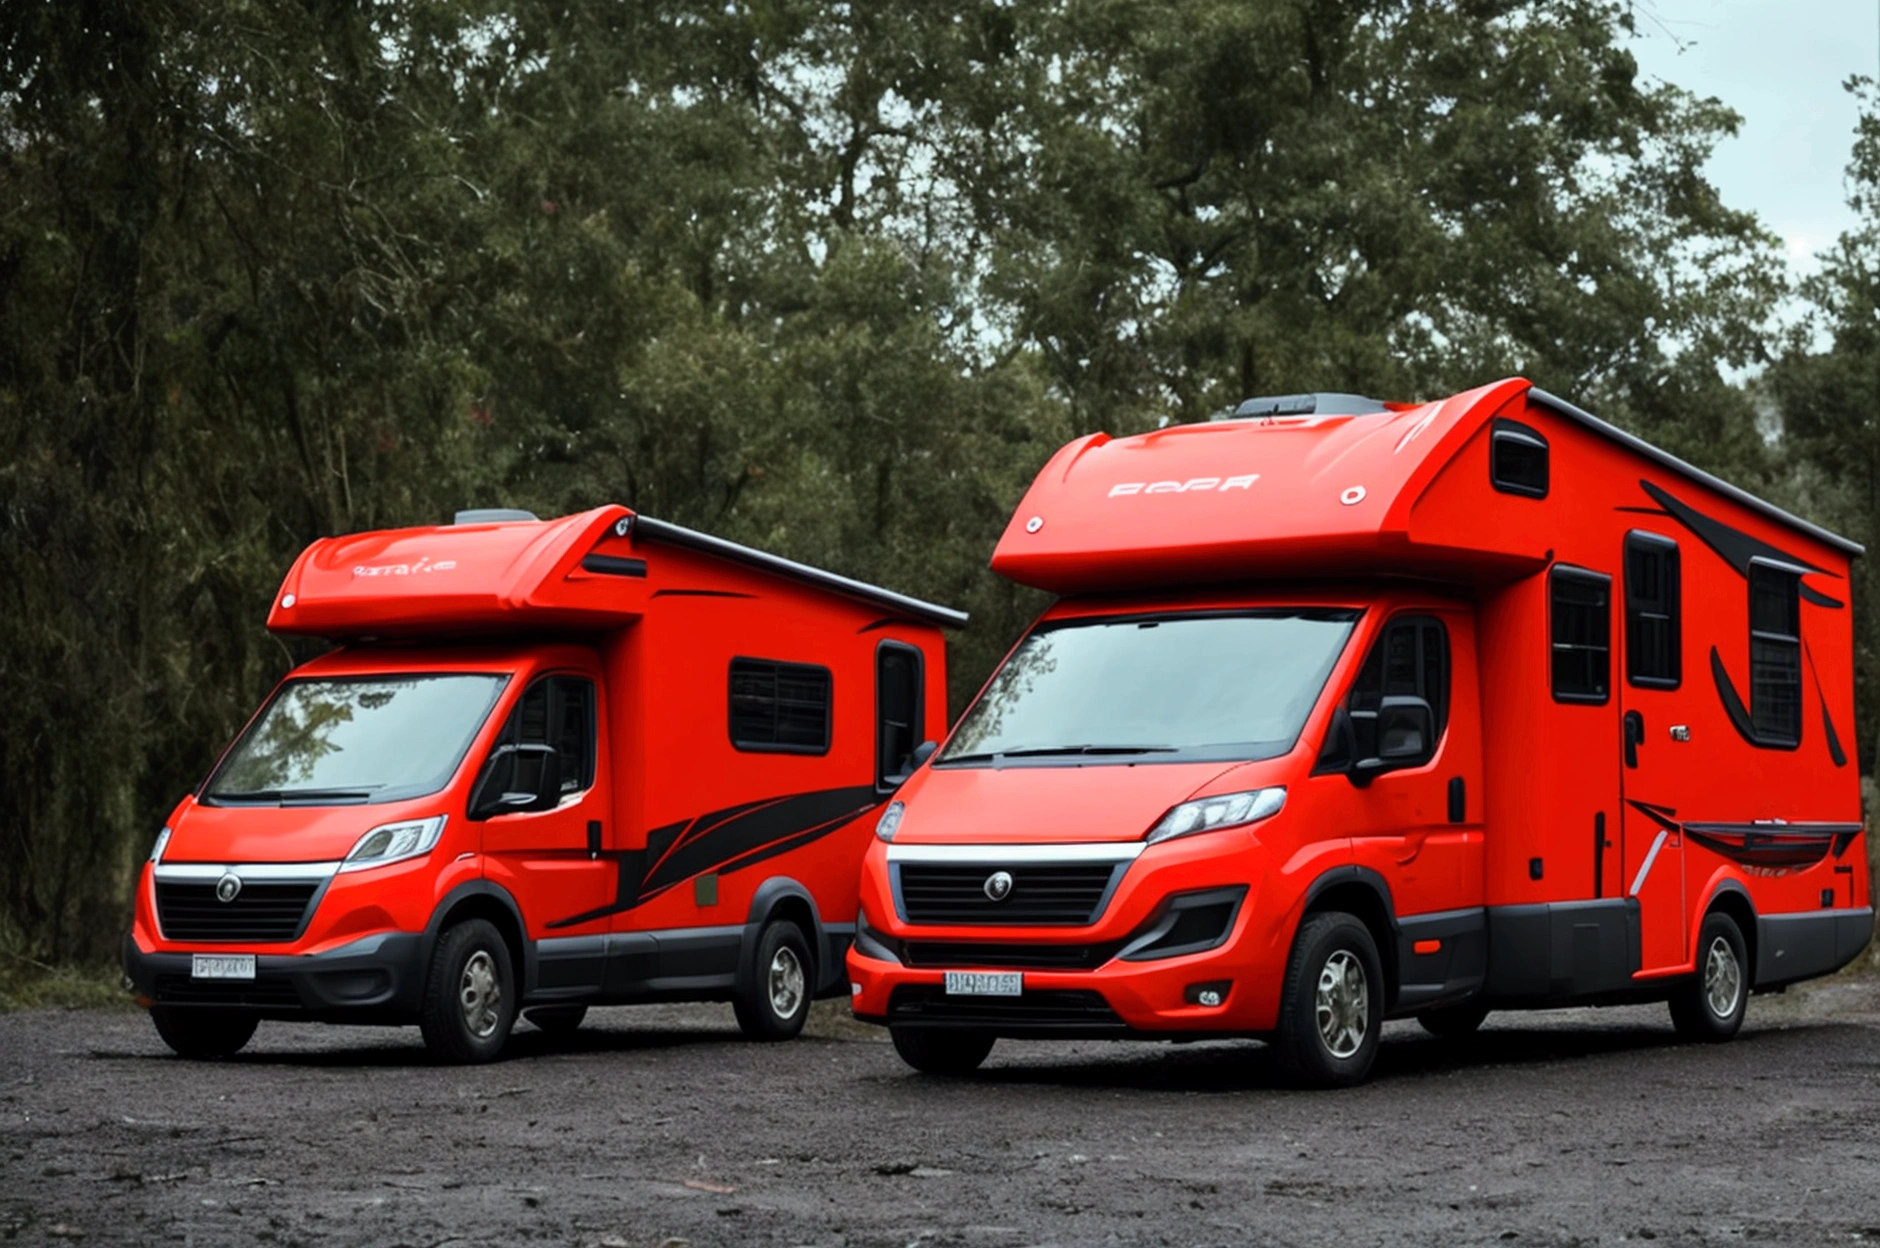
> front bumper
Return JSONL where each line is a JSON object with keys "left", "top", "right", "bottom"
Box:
{"left": 123, "top": 930, "right": 427, "bottom": 1022}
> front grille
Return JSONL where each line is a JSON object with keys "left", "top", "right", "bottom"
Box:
{"left": 902, "top": 941, "right": 1118, "bottom": 970}
{"left": 886, "top": 985, "right": 1125, "bottom": 1030}
{"left": 896, "top": 862, "right": 1120, "bottom": 926}
{"left": 154, "top": 974, "right": 303, "bottom": 1008}
{"left": 156, "top": 881, "right": 320, "bottom": 943}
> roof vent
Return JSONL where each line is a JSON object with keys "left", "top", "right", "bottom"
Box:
{"left": 453, "top": 508, "right": 539, "bottom": 525}
{"left": 1221, "top": 392, "right": 1389, "bottom": 421}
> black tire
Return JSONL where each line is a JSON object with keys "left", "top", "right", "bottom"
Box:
{"left": 150, "top": 1007, "right": 258, "bottom": 1059}
{"left": 1272, "top": 912, "right": 1386, "bottom": 1088}
{"left": 524, "top": 1005, "right": 588, "bottom": 1036}
{"left": 1416, "top": 1002, "right": 1490, "bottom": 1038}
{"left": 890, "top": 1026, "right": 996, "bottom": 1076}
{"left": 733, "top": 919, "right": 813, "bottom": 1041}
{"left": 1668, "top": 910, "right": 1749, "bottom": 1042}
{"left": 419, "top": 919, "right": 517, "bottom": 1064}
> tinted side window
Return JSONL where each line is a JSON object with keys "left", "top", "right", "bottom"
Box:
{"left": 495, "top": 676, "right": 596, "bottom": 795}
{"left": 730, "top": 658, "right": 833, "bottom": 754}
{"left": 1550, "top": 565, "right": 1611, "bottom": 704}
{"left": 1748, "top": 562, "right": 1801, "bottom": 746}
{"left": 876, "top": 643, "right": 923, "bottom": 789}
{"left": 1332, "top": 615, "right": 1450, "bottom": 764}
{"left": 1491, "top": 418, "right": 1549, "bottom": 498}
{"left": 1624, "top": 532, "right": 1681, "bottom": 688}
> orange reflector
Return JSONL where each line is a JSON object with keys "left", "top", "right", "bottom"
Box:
{"left": 1412, "top": 939, "right": 1442, "bottom": 955}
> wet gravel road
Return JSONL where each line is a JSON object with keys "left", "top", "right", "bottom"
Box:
{"left": 4, "top": 977, "right": 1880, "bottom": 1247}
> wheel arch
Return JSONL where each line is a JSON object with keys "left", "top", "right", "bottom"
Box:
{"left": 1302, "top": 866, "right": 1400, "bottom": 1007}
{"left": 1700, "top": 879, "right": 1758, "bottom": 982}
{"left": 425, "top": 881, "right": 533, "bottom": 995}
{"left": 740, "top": 877, "right": 827, "bottom": 996}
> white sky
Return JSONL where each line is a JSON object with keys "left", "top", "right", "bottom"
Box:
{"left": 1628, "top": 0, "right": 1877, "bottom": 272}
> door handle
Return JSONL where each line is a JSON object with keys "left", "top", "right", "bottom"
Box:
{"left": 1623, "top": 710, "right": 1644, "bottom": 769}
{"left": 587, "top": 820, "right": 602, "bottom": 860}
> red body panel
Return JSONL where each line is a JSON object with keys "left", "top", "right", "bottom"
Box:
{"left": 851, "top": 380, "right": 1869, "bottom": 1041}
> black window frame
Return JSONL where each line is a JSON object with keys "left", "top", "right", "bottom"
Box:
{"left": 479, "top": 672, "right": 598, "bottom": 803}
{"left": 1747, "top": 559, "right": 1802, "bottom": 748}
{"left": 1623, "top": 531, "right": 1681, "bottom": 690}
{"left": 874, "top": 640, "right": 925, "bottom": 791}
{"left": 1490, "top": 417, "right": 1550, "bottom": 499}
{"left": 1550, "top": 564, "right": 1612, "bottom": 705}
{"left": 728, "top": 657, "right": 834, "bottom": 755}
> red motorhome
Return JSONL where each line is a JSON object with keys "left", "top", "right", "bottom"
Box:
{"left": 849, "top": 378, "right": 1873, "bottom": 1086}
{"left": 124, "top": 506, "right": 960, "bottom": 1062}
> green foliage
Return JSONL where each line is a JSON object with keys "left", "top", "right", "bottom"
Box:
{"left": 0, "top": 0, "right": 1797, "bottom": 962}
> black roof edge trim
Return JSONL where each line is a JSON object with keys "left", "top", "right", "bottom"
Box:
{"left": 629, "top": 516, "right": 969, "bottom": 628}
{"left": 1526, "top": 388, "right": 1863, "bottom": 559}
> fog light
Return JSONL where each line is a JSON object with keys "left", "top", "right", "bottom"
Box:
{"left": 1185, "top": 980, "right": 1231, "bottom": 1008}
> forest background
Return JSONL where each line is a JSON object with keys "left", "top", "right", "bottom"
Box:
{"left": 5, "top": 0, "right": 1880, "bottom": 969}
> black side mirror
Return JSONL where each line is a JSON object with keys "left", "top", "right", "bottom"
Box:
{"left": 881, "top": 740, "right": 941, "bottom": 792}
{"left": 1348, "top": 695, "right": 1435, "bottom": 787}
{"left": 469, "top": 743, "right": 564, "bottom": 820}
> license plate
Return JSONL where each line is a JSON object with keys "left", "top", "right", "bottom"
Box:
{"left": 944, "top": 970, "right": 1022, "bottom": 997}
{"left": 191, "top": 954, "right": 256, "bottom": 981}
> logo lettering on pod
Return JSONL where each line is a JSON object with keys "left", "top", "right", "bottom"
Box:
{"left": 351, "top": 557, "right": 459, "bottom": 578}
{"left": 1108, "top": 474, "right": 1259, "bottom": 499}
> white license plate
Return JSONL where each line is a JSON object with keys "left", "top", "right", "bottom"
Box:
{"left": 191, "top": 954, "right": 256, "bottom": 981}
{"left": 944, "top": 970, "right": 1022, "bottom": 997}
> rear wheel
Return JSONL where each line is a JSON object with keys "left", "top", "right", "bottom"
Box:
{"left": 734, "top": 919, "right": 812, "bottom": 1041}
{"left": 524, "top": 1005, "right": 588, "bottom": 1036}
{"left": 419, "top": 919, "right": 517, "bottom": 1064}
{"left": 1273, "top": 912, "right": 1385, "bottom": 1088}
{"left": 1669, "top": 911, "right": 1748, "bottom": 1042}
{"left": 890, "top": 1026, "right": 995, "bottom": 1076}
{"left": 1416, "top": 1002, "right": 1490, "bottom": 1038}
{"left": 150, "top": 1007, "right": 258, "bottom": 1059}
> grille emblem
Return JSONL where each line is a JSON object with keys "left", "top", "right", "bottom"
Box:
{"left": 215, "top": 873, "right": 243, "bottom": 904}
{"left": 983, "top": 871, "right": 1013, "bottom": 902}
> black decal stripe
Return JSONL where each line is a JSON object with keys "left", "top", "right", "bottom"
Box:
{"left": 1804, "top": 641, "right": 1849, "bottom": 768}
{"left": 1625, "top": 799, "right": 1682, "bottom": 835}
{"left": 1614, "top": 506, "right": 1673, "bottom": 516}
{"left": 1802, "top": 585, "right": 1844, "bottom": 609}
{"left": 1710, "top": 646, "right": 1760, "bottom": 747}
{"left": 545, "top": 784, "right": 882, "bottom": 929}
{"left": 1639, "top": 479, "right": 1837, "bottom": 582}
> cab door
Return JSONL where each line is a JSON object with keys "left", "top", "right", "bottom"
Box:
{"left": 1616, "top": 531, "right": 1688, "bottom": 973}
{"left": 475, "top": 673, "right": 614, "bottom": 972}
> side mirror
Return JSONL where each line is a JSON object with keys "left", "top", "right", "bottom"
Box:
{"left": 881, "top": 740, "right": 941, "bottom": 792}
{"left": 1348, "top": 696, "right": 1435, "bottom": 787}
{"left": 469, "top": 743, "right": 564, "bottom": 820}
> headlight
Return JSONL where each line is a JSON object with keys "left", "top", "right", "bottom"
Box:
{"left": 149, "top": 826, "right": 172, "bottom": 863}
{"left": 875, "top": 801, "right": 905, "bottom": 842}
{"left": 1145, "top": 787, "right": 1285, "bottom": 845}
{"left": 340, "top": 815, "right": 447, "bottom": 872}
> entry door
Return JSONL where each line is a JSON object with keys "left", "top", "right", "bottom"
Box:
{"left": 476, "top": 674, "right": 613, "bottom": 939}
{"left": 1616, "top": 531, "right": 1688, "bottom": 973}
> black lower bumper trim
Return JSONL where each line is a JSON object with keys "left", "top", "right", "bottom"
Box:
{"left": 884, "top": 984, "right": 1129, "bottom": 1035}
{"left": 124, "top": 931, "right": 427, "bottom": 1022}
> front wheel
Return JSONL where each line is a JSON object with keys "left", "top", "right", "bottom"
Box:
{"left": 419, "top": 919, "right": 518, "bottom": 1064}
{"left": 1668, "top": 911, "right": 1748, "bottom": 1042}
{"left": 1272, "top": 912, "right": 1385, "bottom": 1088}
{"left": 150, "top": 1007, "right": 258, "bottom": 1059}
{"left": 734, "top": 919, "right": 812, "bottom": 1041}
{"left": 890, "top": 1026, "right": 995, "bottom": 1076}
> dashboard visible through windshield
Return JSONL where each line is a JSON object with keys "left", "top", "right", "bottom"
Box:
{"left": 937, "top": 610, "right": 1359, "bottom": 767}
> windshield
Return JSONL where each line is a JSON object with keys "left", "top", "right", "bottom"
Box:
{"left": 205, "top": 674, "right": 508, "bottom": 804}
{"left": 939, "top": 610, "right": 1359, "bottom": 766}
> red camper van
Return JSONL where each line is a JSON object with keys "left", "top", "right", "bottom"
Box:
{"left": 124, "top": 505, "right": 960, "bottom": 1063}
{"left": 849, "top": 378, "right": 1872, "bottom": 1086}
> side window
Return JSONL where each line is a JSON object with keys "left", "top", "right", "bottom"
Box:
{"left": 1550, "top": 565, "right": 1611, "bottom": 704}
{"left": 875, "top": 642, "right": 923, "bottom": 789}
{"left": 1748, "top": 561, "right": 1802, "bottom": 746}
{"left": 1491, "top": 418, "right": 1549, "bottom": 498}
{"left": 1328, "top": 615, "right": 1450, "bottom": 765}
{"left": 729, "top": 658, "right": 833, "bottom": 754}
{"left": 1624, "top": 532, "right": 1681, "bottom": 688}
{"left": 493, "top": 675, "right": 596, "bottom": 796}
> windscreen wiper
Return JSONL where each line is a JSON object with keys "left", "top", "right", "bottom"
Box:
{"left": 211, "top": 787, "right": 380, "bottom": 805}
{"left": 942, "top": 744, "right": 1178, "bottom": 763}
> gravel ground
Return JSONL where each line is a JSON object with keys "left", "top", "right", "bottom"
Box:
{"left": 3, "top": 976, "right": 1880, "bottom": 1247}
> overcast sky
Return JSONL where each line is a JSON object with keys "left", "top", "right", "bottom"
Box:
{"left": 1628, "top": 0, "right": 1876, "bottom": 272}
